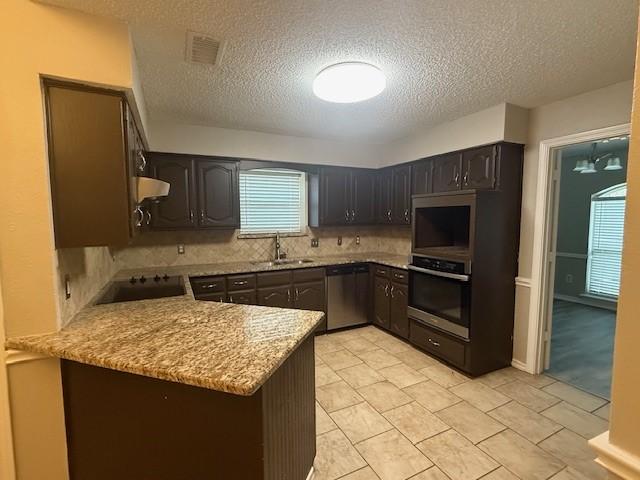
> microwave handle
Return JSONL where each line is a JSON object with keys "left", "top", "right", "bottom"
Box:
{"left": 408, "top": 265, "right": 469, "bottom": 282}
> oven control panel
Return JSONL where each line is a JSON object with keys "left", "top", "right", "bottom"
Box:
{"left": 411, "top": 256, "right": 466, "bottom": 275}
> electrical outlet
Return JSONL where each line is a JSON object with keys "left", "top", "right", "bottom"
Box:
{"left": 565, "top": 274, "right": 573, "bottom": 284}
{"left": 311, "top": 238, "right": 319, "bottom": 247}
{"left": 337, "top": 236, "right": 342, "bottom": 246}
{"left": 64, "top": 274, "right": 71, "bottom": 299}
{"left": 177, "top": 244, "right": 185, "bottom": 254}
{"left": 356, "top": 235, "right": 360, "bottom": 245}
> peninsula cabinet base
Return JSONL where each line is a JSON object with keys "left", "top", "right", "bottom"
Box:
{"left": 60, "top": 336, "right": 315, "bottom": 480}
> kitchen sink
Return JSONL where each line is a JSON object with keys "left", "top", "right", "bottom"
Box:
{"left": 95, "top": 275, "right": 186, "bottom": 305}
{"left": 253, "top": 259, "right": 315, "bottom": 267}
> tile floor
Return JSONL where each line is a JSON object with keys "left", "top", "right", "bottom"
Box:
{"left": 313, "top": 326, "right": 610, "bottom": 480}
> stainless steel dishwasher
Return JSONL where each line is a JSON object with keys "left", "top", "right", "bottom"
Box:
{"left": 326, "top": 263, "right": 369, "bottom": 330}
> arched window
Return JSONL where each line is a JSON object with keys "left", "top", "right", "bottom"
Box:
{"left": 586, "top": 183, "right": 627, "bottom": 298}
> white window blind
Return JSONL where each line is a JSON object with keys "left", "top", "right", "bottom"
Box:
{"left": 586, "top": 183, "right": 626, "bottom": 298}
{"left": 239, "top": 169, "right": 306, "bottom": 234}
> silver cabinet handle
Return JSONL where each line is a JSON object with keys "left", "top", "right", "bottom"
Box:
{"left": 229, "top": 295, "right": 234, "bottom": 303}
{"left": 200, "top": 211, "right": 205, "bottom": 222}
{"left": 233, "top": 280, "right": 248, "bottom": 286}
{"left": 404, "top": 209, "right": 409, "bottom": 222}
{"left": 384, "top": 284, "right": 389, "bottom": 297}
{"left": 201, "top": 283, "right": 219, "bottom": 290}
{"left": 463, "top": 171, "right": 469, "bottom": 186}
{"left": 390, "top": 285, "right": 395, "bottom": 298}
{"left": 428, "top": 338, "right": 440, "bottom": 347}
{"left": 454, "top": 170, "right": 460, "bottom": 186}
{"left": 189, "top": 210, "right": 194, "bottom": 222}
{"left": 351, "top": 210, "right": 355, "bottom": 222}
{"left": 345, "top": 210, "right": 349, "bottom": 221}
{"left": 136, "top": 151, "right": 146, "bottom": 172}
{"left": 287, "top": 288, "right": 291, "bottom": 303}
{"left": 295, "top": 287, "right": 299, "bottom": 301}
{"left": 387, "top": 210, "right": 392, "bottom": 222}
{"left": 134, "top": 206, "right": 144, "bottom": 227}
{"left": 145, "top": 209, "right": 152, "bottom": 226}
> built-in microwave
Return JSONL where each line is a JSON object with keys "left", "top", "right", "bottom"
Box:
{"left": 407, "top": 255, "right": 471, "bottom": 339}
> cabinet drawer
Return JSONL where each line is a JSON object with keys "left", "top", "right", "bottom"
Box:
{"left": 373, "top": 265, "right": 390, "bottom": 278}
{"left": 391, "top": 269, "right": 408, "bottom": 284}
{"left": 409, "top": 319, "right": 466, "bottom": 367}
{"left": 227, "top": 289, "right": 257, "bottom": 305}
{"left": 194, "top": 292, "right": 226, "bottom": 302}
{"left": 227, "top": 274, "right": 256, "bottom": 291}
{"left": 257, "top": 270, "right": 292, "bottom": 287}
{"left": 292, "top": 267, "right": 325, "bottom": 283}
{"left": 190, "top": 276, "right": 225, "bottom": 295}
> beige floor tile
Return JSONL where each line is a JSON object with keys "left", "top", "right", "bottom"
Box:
{"left": 449, "top": 381, "right": 510, "bottom": 412}
{"left": 496, "top": 380, "right": 561, "bottom": 412}
{"left": 338, "top": 363, "right": 386, "bottom": 389}
{"left": 315, "top": 355, "right": 325, "bottom": 366}
{"left": 316, "top": 363, "right": 342, "bottom": 387}
{"left": 315, "top": 429, "right": 367, "bottom": 480}
{"left": 593, "top": 403, "right": 610, "bottom": 421}
{"left": 340, "top": 466, "right": 381, "bottom": 480}
{"left": 317, "top": 380, "right": 365, "bottom": 413}
{"left": 409, "top": 466, "right": 450, "bottom": 479}
{"left": 383, "top": 401, "right": 450, "bottom": 443}
{"left": 508, "top": 369, "right": 556, "bottom": 389}
{"left": 476, "top": 368, "right": 516, "bottom": 388}
{"left": 358, "top": 381, "right": 413, "bottom": 412}
{"left": 344, "top": 337, "right": 381, "bottom": 355}
{"left": 328, "top": 329, "right": 366, "bottom": 344}
{"left": 478, "top": 430, "right": 565, "bottom": 480}
{"left": 394, "top": 348, "right": 439, "bottom": 369}
{"left": 539, "top": 429, "right": 607, "bottom": 479}
{"left": 481, "top": 467, "right": 519, "bottom": 479}
{"left": 358, "top": 349, "right": 403, "bottom": 370}
{"left": 477, "top": 367, "right": 555, "bottom": 389}
{"left": 320, "top": 348, "right": 363, "bottom": 370}
{"left": 404, "top": 381, "right": 462, "bottom": 412}
{"left": 330, "top": 402, "right": 394, "bottom": 443}
{"left": 416, "top": 430, "right": 498, "bottom": 480}
{"left": 375, "top": 337, "right": 413, "bottom": 354}
{"left": 541, "top": 402, "right": 608, "bottom": 439}
{"left": 549, "top": 466, "right": 594, "bottom": 479}
{"left": 379, "top": 363, "right": 427, "bottom": 389}
{"left": 542, "top": 382, "right": 608, "bottom": 412}
{"left": 316, "top": 401, "right": 338, "bottom": 435}
{"left": 488, "top": 401, "right": 562, "bottom": 444}
{"left": 436, "top": 401, "right": 506, "bottom": 444}
{"left": 315, "top": 338, "right": 344, "bottom": 356}
{"left": 420, "top": 363, "right": 469, "bottom": 388}
{"left": 356, "top": 429, "right": 433, "bottom": 480}
{"left": 359, "top": 327, "right": 392, "bottom": 343}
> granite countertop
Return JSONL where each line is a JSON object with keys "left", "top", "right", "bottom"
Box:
{"left": 5, "top": 297, "right": 323, "bottom": 396}
{"left": 114, "top": 252, "right": 409, "bottom": 281}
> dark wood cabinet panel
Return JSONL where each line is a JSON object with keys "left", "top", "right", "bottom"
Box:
{"left": 319, "top": 167, "right": 351, "bottom": 225}
{"left": 409, "top": 319, "right": 466, "bottom": 368}
{"left": 351, "top": 170, "right": 376, "bottom": 224}
{"left": 294, "top": 281, "right": 325, "bottom": 312}
{"left": 227, "top": 289, "right": 257, "bottom": 305}
{"left": 150, "top": 155, "right": 196, "bottom": 229}
{"left": 197, "top": 161, "right": 239, "bottom": 228}
{"left": 462, "top": 145, "right": 496, "bottom": 190}
{"left": 392, "top": 165, "right": 412, "bottom": 224}
{"left": 195, "top": 292, "right": 226, "bottom": 302}
{"left": 375, "top": 170, "right": 393, "bottom": 224}
{"left": 258, "top": 285, "right": 292, "bottom": 308}
{"left": 373, "top": 277, "right": 390, "bottom": 329}
{"left": 412, "top": 160, "right": 432, "bottom": 196}
{"left": 227, "top": 274, "right": 256, "bottom": 291}
{"left": 389, "top": 282, "right": 409, "bottom": 339}
{"left": 432, "top": 153, "right": 463, "bottom": 193}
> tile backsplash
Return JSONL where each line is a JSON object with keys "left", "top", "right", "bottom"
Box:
{"left": 113, "top": 226, "right": 411, "bottom": 270}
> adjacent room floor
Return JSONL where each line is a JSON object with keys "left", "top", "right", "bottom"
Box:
{"left": 546, "top": 300, "right": 616, "bottom": 400}
{"left": 314, "top": 326, "right": 610, "bottom": 480}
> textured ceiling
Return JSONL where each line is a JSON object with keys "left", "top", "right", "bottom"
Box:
{"left": 41, "top": 0, "right": 638, "bottom": 142}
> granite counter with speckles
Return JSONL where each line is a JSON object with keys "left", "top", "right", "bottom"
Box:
{"left": 6, "top": 297, "right": 323, "bottom": 396}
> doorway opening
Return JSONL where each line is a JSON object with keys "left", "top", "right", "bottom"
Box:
{"left": 540, "top": 133, "right": 628, "bottom": 399}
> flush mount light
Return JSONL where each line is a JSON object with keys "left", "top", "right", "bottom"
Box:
{"left": 313, "top": 62, "right": 386, "bottom": 103}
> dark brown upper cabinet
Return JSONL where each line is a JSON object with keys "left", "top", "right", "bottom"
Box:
{"left": 148, "top": 153, "right": 239, "bottom": 230}
{"left": 196, "top": 161, "right": 239, "bottom": 227}
{"left": 309, "top": 167, "right": 376, "bottom": 226}
{"left": 432, "top": 153, "right": 463, "bottom": 193}
{"left": 462, "top": 145, "right": 496, "bottom": 190}
{"left": 412, "top": 159, "right": 433, "bottom": 195}
{"left": 376, "top": 165, "right": 411, "bottom": 225}
{"left": 44, "top": 80, "right": 145, "bottom": 248}
{"left": 150, "top": 154, "right": 197, "bottom": 229}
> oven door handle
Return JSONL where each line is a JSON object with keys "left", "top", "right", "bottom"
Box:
{"left": 408, "top": 265, "right": 470, "bottom": 282}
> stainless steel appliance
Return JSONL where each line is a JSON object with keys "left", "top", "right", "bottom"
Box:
{"left": 408, "top": 255, "right": 471, "bottom": 339}
{"left": 326, "top": 264, "right": 369, "bottom": 330}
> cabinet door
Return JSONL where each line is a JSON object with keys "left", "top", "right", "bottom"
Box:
{"left": 197, "top": 161, "right": 239, "bottom": 228}
{"left": 412, "top": 160, "right": 432, "bottom": 195}
{"left": 351, "top": 170, "right": 376, "bottom": 224}
{"left": 258, "top": 285, "right": 292, "bottom": 308}
{"left": 150, "top": 155, "right": 197, "bottom": 229}
{"left": 319, "top": 167, "right": 351, "bottom": 225}
{"left": 432, "top": 153, "right": 462, "bottom": 193}
{"left": 462, "top": 146, "right": 496, "bottom": 190}
{"left": 373, "top": 277, "right": 390, "bottom": 329}
{"left": 375, "top": 170, "right": 393, "bottom": 224}
{"left": 391, "top": 165, "right": 412, "bottom": 224}
{"left": 293, "top": 280, "right": 325, "bottom": 311}
{"left": 389, "top": 282, "right": 409, "bottom": 339}
{"left": 227, "top": 289, "right": 257, "bottom": 305}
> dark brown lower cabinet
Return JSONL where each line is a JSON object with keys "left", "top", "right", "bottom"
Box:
{"left": 372, "top": 267, "right": 408, "bottom": 339}
{"left": 294, "top": 280, "right": 326, "bottom": 331}
{"left": 389, "top": 282, "right": 408, "bottom": 338}
{"left": 409, "top": 319, "right": 467, "bottom": 369}
{"left": 373, "top": 276, "right": 391, "bottom": 329}
{"left": 227, "top": 289, "right": 257, "bottom": 305}
{"left": 258, "top": 285, "right": 291, "bottom": 308}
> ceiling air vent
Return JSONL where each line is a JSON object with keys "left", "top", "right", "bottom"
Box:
{"left": 185, "top": 31, "right": 222, "bottom": 66}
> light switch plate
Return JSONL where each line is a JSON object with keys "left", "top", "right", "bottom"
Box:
{"left": 64, "top": 274, "right": 71, "bottom": 299}
{"left": 177, "top": 244, "right": 185, "bottom": 254}
{"left": 356, "top": 235, "right": 360, "bottom": 245}
{"left": 311, "top": 238, "right": 319, "bottom": 247}
{"left": 337, "top": 236, "right": 342, "bottom": 246}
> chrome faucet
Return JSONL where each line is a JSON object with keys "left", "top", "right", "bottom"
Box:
{"left": 275, "top": 231, "right": 285, "bottom": 260}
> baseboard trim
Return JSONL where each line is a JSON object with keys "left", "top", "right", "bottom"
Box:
{"left": 511, "top": 358, "right": 534, "bottom": 374}
{"left": 554, "top": 293, "right": 617, "bottom": 312}
{"left": 590, "top": 431, "right": 640, "bottom": 479}
{"left": 4, "top": 349, "right": 49, "bottom": 366}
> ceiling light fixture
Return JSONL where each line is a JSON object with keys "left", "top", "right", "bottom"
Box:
{"left": 313, "top": 62, "right": 386, "bottom": 103}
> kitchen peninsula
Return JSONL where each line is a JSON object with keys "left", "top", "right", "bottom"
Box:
{"left": 7, "top": 295, "right": 323, "bottom": 480}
